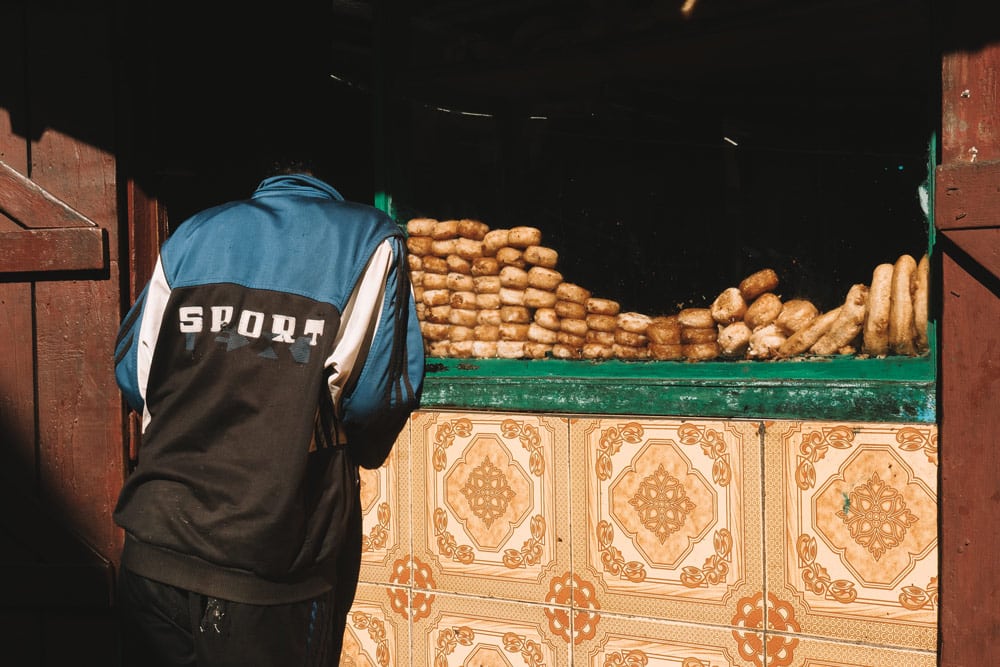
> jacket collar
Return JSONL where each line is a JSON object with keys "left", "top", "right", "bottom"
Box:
{"left": 252, "top": 174, "right": 344, "bottom": 201}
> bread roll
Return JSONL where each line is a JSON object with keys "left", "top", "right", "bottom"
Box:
{"left": 406, "top": 217, "right": 437, "bottom": 236}
{"left": 586, "top": 298, "right": 621, "bottom": 316}
{"left": 477, "top": 309, "right": 502, "bottom": 326}
{"left": 862, "top": 263, "right": 893, "bottom": 357}
{"left": 449, "top": 291, "right": 477, "bottom": 310}
{"left": 450, "top": 340, "right": 474, "bottom": 357}
{"left": 407, "top": 254, "right": 423, "bottom": 271}
{"left": 811, "top": 284, "right": 869, "bottom": 355}
{"left": 457, "top": 218, "right": 489, "bottom": 241}
{"left": 586, "top": 314, "right": 618, "bottom": 332}
{"left": 474, "top": 324, "right": 501, "bottom": 341}
{"left": 551, "top": 343, "right": 582, "bottom": 359}
{"left": 560, "top": 318, "right": 589, "bottom": 337}
{"left": 617, "top": 312, "right": 652, "bottom": 334}
{"left": 747, "top": 323, "right": 787, "bottom": 360}
{"left": 449, "top": 325, "right": 474, "bottom": 342}
{"left": 427, "top": 340, "right": 451, "bottom": 357}
{"left": 472, "top": 341, "right": 498, "bottom": 358}
{"left": 614, "top": 344, "right": 649, "bottom": 360}
{"left": 409, "top": 270, "right": 424, "bottom": 289}
{"left": 507, "top": 226, "right": 542, "bottom": 248}
{"left": 431, "top": 239, "right": 457, "bottom": 257}
{"left": 499, "top": 287, "right": 526, "bottom": 306}
{"left": 739, "top": 269, "right": 779, "bottom": 301}
{"left": 499, "top": 265, "right": 529, "bottom": 289}
{"left": 528, "top": 322, "right": 558, "bottom": 344}
{"left": 586, "top": 330, "right": 616, "bottom": 346}
{"left": 913, "top": 253, "right": 930, "bottom": 354}
{"left": 422, "top": 272, "right": 447, "bottom": 290}
{"left": 524, "top": 287, "right": 558, "bottom": 309}
{"left": 406, "top": 236, "right": 434, "bottom": 256}
{"left": 473, "top": 275, "right": 501, "bottom": 293}
{"left": 423, "top": 289, "right": 451, "bottom": 307}
{"left": 455, "top": 238, "right": 484, "bottom": 260}
{"left": 889, "top": 254, "right": 918, "bottom": 355}
{"left": 482, "top": 229, "right": 509, "bottom": 255}
{"left": 431, "top": 220, "right": 459, "bottom": 239}
{"left": 426, "top": 305, "right": 451, "bottom": 324}
{"left": 678, "top": 308, "right": 714, "bottom": 329}
{"left": 710, "top": 287, "right": 748, "bottom": 324}
{"left": 533, "top": 307, "right": 561, "bottom": 331}
{"left": 556, "top": 282, "right": 591, "bottom": 304}
{"left": 524, "top": 342, "right": 553, "bottom": 359}
{"left": 495, "top": 247, "right": 525, "bottom": 268}
{"left": 778, "top": 307, "right": 842, "bottom": 357}
{"left": 683, "top": 342, "right": 720, "bottom": 361}
{"left": 448, "top": 308, "right": 478, "bottom": 328}
{"left": 646, "top": 316, "right": 682, "bottom": 345}
{"left": 445, "top": 254, "right": 471, "bottom": 274}
{"left": 554, "top": 300, "right": 587, "bottom": 320}
{"left": 582, "top": 343, "right": 614, "bottom": 360}
{"left": 649, "top": 342, "right": 684, "bottom": 360}
{"left": 556, "top": 331, "right": 586, "bottom": 348}
{"left": 422, "top": 255, "right": 448, "bottom": 274}
{"left": 523, "top": 246, "right": 559, "bottom": 268}
{"left": 614, "top": 330, "right": 648, "bottom": 347}
{"left": 776, "top": 299, "right": 819, "bottom": 335}
{"left": 499, "top": 323, "right": 530, "bottom": 341}
{"left": 496, "top": 340, "right": 526, "bottom": 359}
{"left": 744, "top": 293, "right": 783, "bottom": 330}
{"left": 471, "top": 257, "right": 500, "bottom": 276}
{"left": 681, "top": 327, "right": 718, "bottom": 344}
{"left": 528, "top": 267, "right": 563, "bottom": 290}
{"left": 500, "top": 305, "right": 531, "bottom": 323}
{"left": 420, "top": 322, "right": 450, "bottom": 341}
{"left": 718, "top": 322, "right": 752, "bottom": 358}
{"left": 446, "top": 273, "right": 475, "bottom": 292}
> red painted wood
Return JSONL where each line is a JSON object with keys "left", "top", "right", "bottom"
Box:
{"left": 940, "top": 228, "right": 1000, "bottom": 280}
{"left": 28, "top": 7, "right": 124, "bottom": 565}
{"left": 935, "top": 161, "right": 1000, "bottom": 231}
{"left": 941, "top": 43, "right": 1000, "bottom": 165}
{"left": 0, "top": 227, "right": 106, "bottom": 272}
{"left": 0, "top": 159, "right": 99, "bottom": 229}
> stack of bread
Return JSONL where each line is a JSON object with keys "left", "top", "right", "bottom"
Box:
{"left": 407, "top": 217, "right": 929, "bottom": 361}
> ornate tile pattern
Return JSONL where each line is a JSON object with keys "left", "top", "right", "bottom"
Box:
{"left": 341, "top": 583, "right": 411, "bottom": 667}
{"left": 571, "top": 417, "right": 764, "bottom": 626}
{"left": 575, "top": 612, "right": 762, "bottom": 667}
{"left": 359, "top": 425, "right": 411, "bottom": 585}
{"left": 779, "top": 633, "right": 937, "bottom": 666}
{"left": 409, "top": 410, "right": 571, "bottom": 602}
{"left": 765, "top": 420, "right": 939, "bottom": 651}
{"left": 410, "top": 592, "right": 571, "bottom": 667}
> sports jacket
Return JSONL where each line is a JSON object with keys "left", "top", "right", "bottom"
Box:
{"left": 112, "top": 174, "right": 424, "bottom": 604}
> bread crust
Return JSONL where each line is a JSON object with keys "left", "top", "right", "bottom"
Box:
{"left": 711, "top": 287, "right": 748, "bottom": 324}
{"left": 739, "top": 269, "right": 779, "bottom": 301}
{"left": 862, "top": 263, "right": 893, "bottom": 356}
{"left": 888, "top": 254, "right": 917, "bottom": 355}
{"left": 744, "top": 293, "right": 783, "bottom": 330}
{"left": 811, "top": 284, "right": 868, "bottom": 355}
{"left": 778, "top": 307, "right": 841, "bottom": 357}
{"left": 913, "top": 253, "right": 930, "bottom": 354}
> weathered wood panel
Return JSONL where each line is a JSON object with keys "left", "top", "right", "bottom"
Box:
{"left": 0, "top": 227, "right": 106, "bottom": 273}
{"left": 938, "top": 35, "right": 1000, "bottom": 667}
{"left": 26, "top": 5, "right": 124, "bottom": 564}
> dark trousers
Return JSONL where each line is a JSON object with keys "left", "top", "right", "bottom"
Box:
{"left": 115, "top": 518, "right": 362, "bottom": 666}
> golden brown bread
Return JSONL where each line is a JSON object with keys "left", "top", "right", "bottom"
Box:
{"left": 811, "top": 284, "right": 868, "bottom": 355}
{"left": 862, "top": 263, "right": 893, "bottom": 356}
{"left": 739, "top": 269, "right": 780, "bottom": 301}
{"left": 889, "top": 254, "right": 917, "bottom": 355}
{"left": 913, "top": 253, "right": 930, "bottom": 354}
{"left": 778, "top": 307, "right": 841, "bottom": 357}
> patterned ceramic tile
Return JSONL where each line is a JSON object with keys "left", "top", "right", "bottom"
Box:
{"left": 773, "top": 633, "right": 937, "bottom": 666}
{"left": 765, "top": 420, "right": 938, "bottom": 651}
{"left": 409, "top": 410, "right": 572, "bottom": 603}
{"left": 574, "top": 611, "right": 764, "bottom": 666}
{"left": 410, "top": 591, "right": 571, "bottom": 667}
{"left": 359, "top": 425, "right": 411, "bottom": 585}
{"left": 341, "top": 582, "right": 411, "bottom": 667}
{"left": 571, "top": 417, "right": 764, "bottom": 626}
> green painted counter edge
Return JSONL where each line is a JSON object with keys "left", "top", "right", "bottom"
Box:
{"left": 419, "top": 356, "right": 936, "bottom": 423}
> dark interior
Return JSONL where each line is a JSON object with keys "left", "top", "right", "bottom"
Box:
{"left": 130, "top": 0, "right": 936, "bottom": 315}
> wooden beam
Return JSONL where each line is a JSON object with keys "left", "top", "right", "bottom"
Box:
{"left": 0, "top": 227, "right": 106, "bottom": 273}
{"left": 935, "top": 161, "right": 1000, "bottom": 231}
{"left": 0, "top": 159, "right": 97, "bottom": 229}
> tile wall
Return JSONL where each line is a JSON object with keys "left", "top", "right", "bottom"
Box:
{"left": 342, "top": 411, "right": 939, "bottom": 666}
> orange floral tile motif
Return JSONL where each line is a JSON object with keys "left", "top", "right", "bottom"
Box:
{"left": 544, "top": 571, "right": 601, "bottom": 645}
{"left": 773, "top": 421, "right": 938, "bottom": 650}
{"left": 576, "top": 417, "right": 761, "bottom": 624}
{"left": 731, "top": 591, "right": 800, "bottom": 667}
{"left": 387, "top": 555, "right": 435, "bottom": 621}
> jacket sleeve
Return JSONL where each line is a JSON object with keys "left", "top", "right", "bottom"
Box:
{"left": 327, "top": 235, "right": 425, "bottom": 468}
{"left": 113, "top": 257, "right": 172, "bottom": 426}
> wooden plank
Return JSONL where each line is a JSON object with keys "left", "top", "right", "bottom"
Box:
{"left": 28, "top": 5, "right": 125, "bottom": 565}
{"left": 0, "top": 160, "right": 99, "bottom": 230}
{"left": 941, "top": 228, "right": 1000, "bottom": 280}
{"left": 939, "top": 250, "right": 1000, "bottom": 665}
{"left": 941, "top": 42, "right": 1000, "bottom": 165}
{"left": 935, "top": 161, "right": 1000, "bottom": 231}
{"left": 0, "top": 227, "right": 106, "bottom": 272}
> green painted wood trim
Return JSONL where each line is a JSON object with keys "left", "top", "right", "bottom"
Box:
{"left": 420, "top": 356, "right": 936, "bottom": 423}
